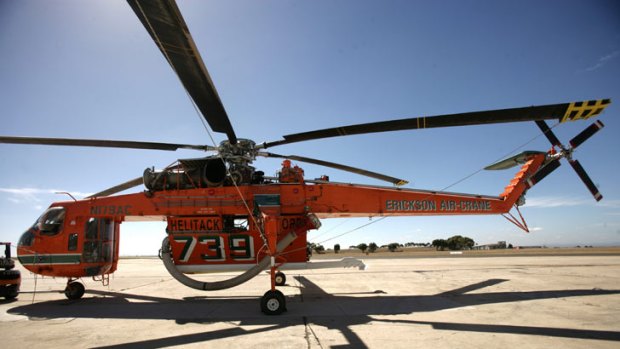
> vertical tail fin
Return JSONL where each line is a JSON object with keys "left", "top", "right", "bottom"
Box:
{"left": 484, "top": 152, "right": 547, "bottom": 209}
{"left": 498, "top": 155, "right": 546, "bottom": 202}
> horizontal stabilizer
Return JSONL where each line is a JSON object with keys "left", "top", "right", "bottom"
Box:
{"left": 485, "top": 151, "right": 546, "bottom": 170}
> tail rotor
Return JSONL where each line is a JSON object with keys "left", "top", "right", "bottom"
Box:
{"left": 534, "top": 120, "right": 604, "bottom": 201}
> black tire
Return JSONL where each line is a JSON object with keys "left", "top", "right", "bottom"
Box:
{"left": 65, "top": 281, "right": 85, "bottom": 300}
{"left": 0, "top": 258, "right": 15, "bottom": 270}
{"left": 0, "top": 269, "right": 20, "bottom": 280}
{"left": 260, "top": 290, "right": 286, "bottom": 315}
{"left": 2, "top": 285, "right": 19, "bottom": 300}
{"left": 275, "top": 271, "right": 286, "bottom": 286}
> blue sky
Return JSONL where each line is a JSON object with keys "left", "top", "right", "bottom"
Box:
{"left": 1, "top": 0, "right": 619, "bottom": 255}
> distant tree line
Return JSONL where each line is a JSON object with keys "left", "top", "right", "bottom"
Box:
{"left": 432, "top": 235, "right": 475, "bottom": 251}
{"left": 308, "top": 242, "right": 325, "bottom": 254}
{"left": 324, "top": 236, "right": 476, "bottom": 254}
{"left": 342, "top": 242, "right": 431, "bottom": 251}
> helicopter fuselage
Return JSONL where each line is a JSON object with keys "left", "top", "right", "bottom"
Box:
{"left": 16, "top": 155, "right": 544, "bottom": 280}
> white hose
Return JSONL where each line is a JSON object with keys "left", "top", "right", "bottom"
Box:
{"left": 161, "top": 232, "right": 297, "bottom": 291}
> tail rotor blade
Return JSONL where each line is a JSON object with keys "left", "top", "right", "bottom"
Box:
{"left": 569, "top": 120, "right": 604, "bottom": 149}
{"left": 569, "top": 159, "right": 603, "bottom": 201}
{"left": 526, "top": 159, "right": 561, "bottom": 189}
{"left": 530, "top": 118, "right": 605, "bottom": 201}
{"left": 535, "top": 120, "right": 562, "bottom": 147}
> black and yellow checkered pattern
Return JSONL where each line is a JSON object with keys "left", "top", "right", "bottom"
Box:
{"left": 561, "top": 99, "right": 611, "bottom": 123}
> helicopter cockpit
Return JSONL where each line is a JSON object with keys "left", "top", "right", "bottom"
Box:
{"left": 18, "top": 206, "right": 66, "bottom": 248}
{"left": 17, "top": 205, "right": 119, "bottom": 279}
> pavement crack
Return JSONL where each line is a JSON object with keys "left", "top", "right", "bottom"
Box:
{"left": 303, "top": 316, "right": 324, "bottom": 349}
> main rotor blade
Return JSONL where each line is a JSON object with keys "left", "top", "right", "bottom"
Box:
{"left": 87, "top": 177, "right": 144, "bottom": 198}
{"left": 569, "top": 159, "right": 603, "bottom": 201}
{"left": 0, "top": 136, "right": 215, "bottom": 152}
{"left": 260, "top": 152, "right": 409, "bottom": 186}
{"left": 569, "top": 120, "right": 604, "bottom": 149}
{"left": 127, "top": 0, "right": 237, "bottom": 144}
{"left": 263, "top": 100, "right": 611, "bottom": 148}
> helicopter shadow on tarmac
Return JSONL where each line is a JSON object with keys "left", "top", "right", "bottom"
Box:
{"left": 8, "top": 277, "right": 620, "bottom": 348}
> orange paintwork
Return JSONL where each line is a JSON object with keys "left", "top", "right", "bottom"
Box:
{"left": 17, "top": 153, "right": 546, "bottom": 280}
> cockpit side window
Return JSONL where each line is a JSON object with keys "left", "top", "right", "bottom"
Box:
{"left": 38, "top": 207, "right": 66, "bottom": 236}
{"left": 83, "top": 218, "right": 115, "bottom": 263}
{"left": 85, "top": 217, "right": 98, "bottom": 240}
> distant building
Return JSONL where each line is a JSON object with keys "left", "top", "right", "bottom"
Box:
{"left": 473, "top": 241, "right": 507, "bottom": 250}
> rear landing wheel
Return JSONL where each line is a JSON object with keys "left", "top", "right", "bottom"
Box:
{"left": 260, "top": 290, "right": 286, "bottom": 315}
{"left": 0, "top": 269, "right": 21, "bottom": 300}
{"left": 3, "top": 285, "right": 18, "bottom": 300}
{"left": 275, "top": 271, "right": 286, "bottom": 286}
{"left": 65, "top": 281, "right": 85, "bottom": 300}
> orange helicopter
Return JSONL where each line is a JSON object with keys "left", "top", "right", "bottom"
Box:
{"left": 1, "top": 0, "right": 611, "bottom": 315}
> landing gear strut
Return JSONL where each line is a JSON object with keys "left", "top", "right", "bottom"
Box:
{"left": 260, "top": 271, "right": 287, "bottom": 314}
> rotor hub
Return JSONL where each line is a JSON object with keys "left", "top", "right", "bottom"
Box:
{"left": 219, "top": 139, "right": 257, "bottom": 163}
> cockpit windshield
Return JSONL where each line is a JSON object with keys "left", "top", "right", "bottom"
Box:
{"left": 36, "top": 207, "right": 65, "bottom": 236}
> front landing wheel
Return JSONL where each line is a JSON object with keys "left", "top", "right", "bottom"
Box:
{"left": 260, "top": 290, "right": 286, "bottom": 315}
{"left": 65, "top": 281, "right": 85, "bottom": 300}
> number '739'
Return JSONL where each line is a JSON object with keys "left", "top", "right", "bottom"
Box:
{"left": 173, "top": 234, "right": 255, "bottom": 262}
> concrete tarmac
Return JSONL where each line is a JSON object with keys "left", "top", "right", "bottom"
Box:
{"left": 1, "top": 255, "right": 619, "bottom": 348}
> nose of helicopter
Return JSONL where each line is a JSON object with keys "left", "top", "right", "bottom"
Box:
{"left": 18, "top": 229, "right": 35, "bottom": 248}
{"left": 16, "top": 206, "right": 65, "bottom": 258}
{"left": 16, "top": 228, "right": 36, "bottom": 267}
